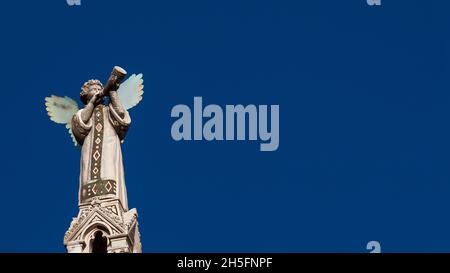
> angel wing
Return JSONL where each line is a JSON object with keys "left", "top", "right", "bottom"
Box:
{"left": 45, "top": 95, "right": 79, "bottom": 146}
{"left": 117, "top": 73, "right": 144, "bottom": 110}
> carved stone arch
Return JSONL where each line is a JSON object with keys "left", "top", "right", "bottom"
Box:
{"left": 83, "top": 223, "right": 111, "bottom": 253}
{"left": 82, "top": 222, "right": 112, "bottom": 238}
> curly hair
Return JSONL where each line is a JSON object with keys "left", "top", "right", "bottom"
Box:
{"left": 80, "top": 79, "right": 103, "bottom": 105}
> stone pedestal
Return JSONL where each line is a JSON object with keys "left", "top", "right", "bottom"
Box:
{"left": 64, "top": 198, "right": 141, "bottom": 253}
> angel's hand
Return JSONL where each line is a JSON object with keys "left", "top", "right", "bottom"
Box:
{"left": 89, "top": 90, "right": 103, "bottom": 106}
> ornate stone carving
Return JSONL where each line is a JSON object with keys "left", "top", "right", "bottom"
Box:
{"left": 47, "top": 67, "right": 144, "bottom": 253}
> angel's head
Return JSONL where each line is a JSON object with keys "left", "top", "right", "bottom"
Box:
{"left": 80, "top": 79, "right": 104, "bottom": 105}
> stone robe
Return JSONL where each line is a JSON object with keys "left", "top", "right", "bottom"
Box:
{"left": 71, "top": 104, "right": 131, "bottom": 211}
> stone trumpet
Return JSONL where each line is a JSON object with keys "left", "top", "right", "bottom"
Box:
{"left": 101, "top": 66, "right": 127, "bottom": 97}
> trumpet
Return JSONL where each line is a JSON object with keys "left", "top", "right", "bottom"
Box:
{"left": 101, "top": 66, "right": 127, "bottom": 97}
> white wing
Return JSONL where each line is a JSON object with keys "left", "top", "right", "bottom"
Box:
{"left": 117, "top": 73, "right": 144, "bottom": 110}
{"left": 66, "top": 123, "right": 78, "bottom": 146}
{"left": 45, "top": 95, "right": 79, "bottom": 146}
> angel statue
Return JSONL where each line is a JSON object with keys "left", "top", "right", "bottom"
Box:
{"left": 45, "top": 66, "right": 143, "bottom": 213}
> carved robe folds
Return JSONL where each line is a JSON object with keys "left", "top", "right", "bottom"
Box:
{"left": 72, "top": 104, "right": 131, "bottom": 211}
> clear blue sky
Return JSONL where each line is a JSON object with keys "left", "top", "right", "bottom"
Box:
{"left": 0, "top": 0, "right": 450, "bottom": 252}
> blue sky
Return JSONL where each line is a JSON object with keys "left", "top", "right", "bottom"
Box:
{"left": 0, "top": 0, "right": 450, "bottom": 252}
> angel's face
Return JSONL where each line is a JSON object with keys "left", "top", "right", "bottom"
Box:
{"left": 85, "top": 84, "right": 103, "bottom": 101}
{"left": 88, "top": 84, "right": 103, "bottom": 95}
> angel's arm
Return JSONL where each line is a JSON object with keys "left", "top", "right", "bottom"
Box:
{"left": 79, "top": 90, "right": 102, "bottom": 123}
{"left": 108, "top": 98, "right": 131, "bottom": 141}
{"left": 71, "top": 108, "right": 93, "bottom": 145}
{"left": 109, "top": 90, "right": 125, "bottom": 119}
{"left": 79, "top": 102, "right": 95, "bottom": 124}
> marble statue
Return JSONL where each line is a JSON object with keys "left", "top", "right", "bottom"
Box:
{"left": 45, "top": 66, "right": 144, "bottom": 253}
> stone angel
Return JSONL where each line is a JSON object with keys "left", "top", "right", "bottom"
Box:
{"left": 44, "top": 66, "right": 144, "bottom": 211}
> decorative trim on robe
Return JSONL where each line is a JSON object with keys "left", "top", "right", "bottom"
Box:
{"left": 91, "top": 105, "right": 104, "bottom": 181}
